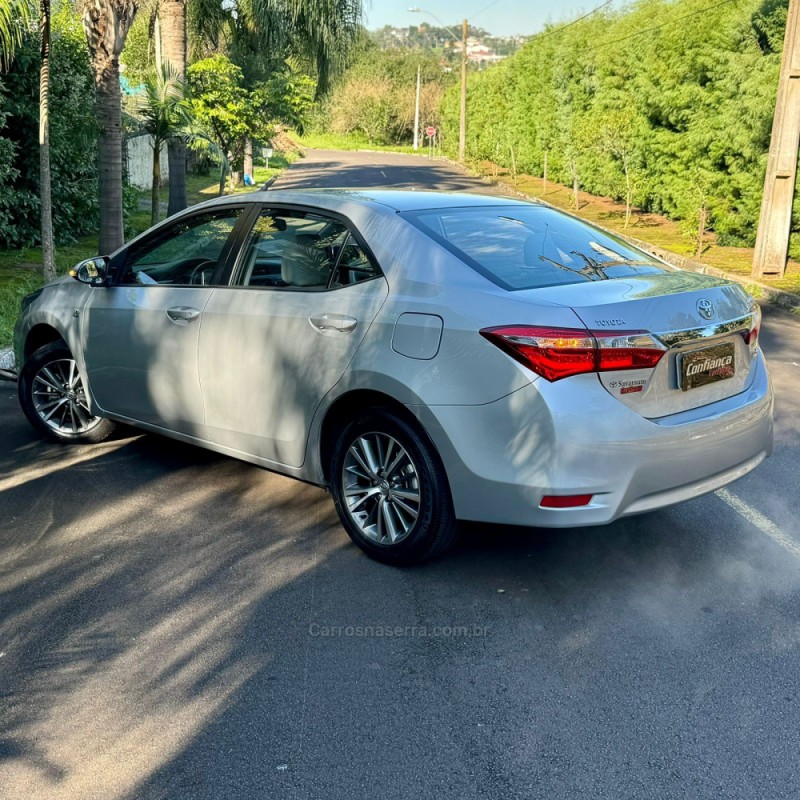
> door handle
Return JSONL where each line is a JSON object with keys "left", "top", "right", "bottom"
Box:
{"left": 309, "top": 313, "right": 358, "bottom": 333}
{"left": 167, "top": 306, "right": 201, "bottom": 323}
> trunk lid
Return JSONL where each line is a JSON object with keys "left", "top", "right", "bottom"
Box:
{"left": 527, "top": 273, "right": 759, "bottom": 418}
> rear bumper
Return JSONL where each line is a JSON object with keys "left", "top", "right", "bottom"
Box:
{"left": 409, "top": 353, "right": 774, "bottom": 527}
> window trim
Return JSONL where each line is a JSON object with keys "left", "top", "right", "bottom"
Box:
{"left": 223, "top": 202, "right": 384, "bottom": 292}
{"left": 110, "top": 203, "right": 257, "bottom": 288}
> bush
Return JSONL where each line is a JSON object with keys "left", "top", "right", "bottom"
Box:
{"left": 0, "top": 7, "right": 98, "bottom": 249}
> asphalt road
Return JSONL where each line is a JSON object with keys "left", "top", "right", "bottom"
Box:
{"left": 2, "top": 150, "right": 800, "bottom": 800}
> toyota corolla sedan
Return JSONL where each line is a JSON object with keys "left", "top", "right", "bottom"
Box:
{"left": 14, "top": 190, "right": 773, "bottom": 564}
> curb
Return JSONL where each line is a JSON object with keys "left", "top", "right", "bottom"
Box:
{"left": 615, "top": 236, "right": 800, "bottom": 313}
{"left": 0, "top": 347, "right": 14, "bottom": 375}
{"left": 448, "top": 161, "right": 800, "bottom": 312}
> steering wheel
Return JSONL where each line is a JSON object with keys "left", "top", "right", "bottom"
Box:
{"left": 185, "top": 258, "right": 217, "bottom": 285}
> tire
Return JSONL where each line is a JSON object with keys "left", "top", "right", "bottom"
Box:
{"left": 18, "top": 341, "right": 115, "bottom": 444}
{"left": 329, "top": 407, "right": 458, "bottom": 565}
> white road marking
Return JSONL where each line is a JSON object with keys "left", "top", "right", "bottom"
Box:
{"left": 380, "top": 170, "right": 387, "bottom": 178}
{"left": 715, "top": 488, "right": 800, "bottom": 558}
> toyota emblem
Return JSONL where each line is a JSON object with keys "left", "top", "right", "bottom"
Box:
{"left": 697, "top": 298, "right": 715, "bottom": 320}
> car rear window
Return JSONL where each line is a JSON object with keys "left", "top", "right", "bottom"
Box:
{"left": 402, "top": 205, "right": 668, "bottom": 291}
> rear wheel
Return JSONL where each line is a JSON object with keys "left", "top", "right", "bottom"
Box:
{"left": 330, "top": 408, "right": 458, "bottom": 565}
{"left": 18, "top": 341, "right": 115, "bottom": 444}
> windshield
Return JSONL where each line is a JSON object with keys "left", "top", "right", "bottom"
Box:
{"left": 403, "top": 205, "right": 668, "bottom": 291}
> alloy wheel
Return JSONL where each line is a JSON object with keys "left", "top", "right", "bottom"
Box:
{"left": 31, "top": 358, "right": 102, "bottom": 436}
{"left": 342, "top": 432, "right": 422, "bottom": 545}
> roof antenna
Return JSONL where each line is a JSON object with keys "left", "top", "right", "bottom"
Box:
{"left": 261, "top": 176, "right": 278, "bottom": 191}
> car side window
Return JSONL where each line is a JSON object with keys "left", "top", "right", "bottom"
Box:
{"left": 118, "top": 208, "right": 243, "bottom": 286}
{"left": 330, "top": 234, "right": 381, "bottom": 288}
{"left": 236, "top": 209, "right": 379, "bottom": 290}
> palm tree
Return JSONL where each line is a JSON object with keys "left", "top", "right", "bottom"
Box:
{"left": 132, "top": 63, "right": 193, "bottom": 225}
{"left": 157, "top": 0, "right": 187, "bottom": 216}
{"left": 0, "top": 0, "right": 31, "bottom": 66}
{"left": 182, "top": 0, "right": 361, "bottom": 184}
{"left": 82, "top": 0, "right": 140, "bottom": 254}
{"left": 39, "top": 0, "right": 55, "bottom": 281}
{"left": 1, "top": 0, "right": 55, "bottom": 281}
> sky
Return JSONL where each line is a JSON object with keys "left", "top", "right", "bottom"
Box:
{"left": 363, "top": 0, "right": 626, "bottom": 38}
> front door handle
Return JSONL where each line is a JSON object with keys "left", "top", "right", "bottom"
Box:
{"left": 167, "top": 306, "right": 201, "bottom": 324}
{"left": 309, "top": 313, "right": 358, "bottom": 333}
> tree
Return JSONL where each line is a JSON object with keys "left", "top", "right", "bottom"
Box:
{"left": 0, "top": 0, "right": 55, "bottom": 280}
{"left": 158, "top": 0, "right": 187, "bottom": 215}
{"left": 0, "top": 0, "right": 32, "bottom": 66}
{"left": 39, "top": 0, "right": 55, "bottom": 280}
{"left": 0, "top": 9, "right": 98, "bottom": 250}
{"left": 82, "top": 0, "right": 140, "bottom": 254}
{"left": 188, "top": 54, "right": 309, "bottom": 194}
{"left": 132, "top": 63, "right": 192, "bottom": 225}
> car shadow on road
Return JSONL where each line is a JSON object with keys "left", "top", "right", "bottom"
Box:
{"left": 3, "top": 420, "right": 800, "bottom": 798}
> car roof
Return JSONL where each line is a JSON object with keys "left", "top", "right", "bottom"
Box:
{"left": 199, "top": 188, "right": 538, "bottom": 213}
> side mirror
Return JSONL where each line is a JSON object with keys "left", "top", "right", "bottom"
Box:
{"left": 69, "top": 256, "right": 109, "bottom": 286}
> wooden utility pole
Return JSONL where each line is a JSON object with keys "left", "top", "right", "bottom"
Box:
{"left": 459, "top": 18, "right": 467, "bottom": 163}
{"left": 413, "top": 64, "right": 421, "bottom": 151}
{"left": 753, "top": 0, "right": 800, "bottom": 278}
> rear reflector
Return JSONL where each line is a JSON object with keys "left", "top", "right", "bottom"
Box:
{"left": 480, "top": 326, "right": 666, "bottom": 381}
{"left": 540, "top": 494, "right": 593, "bottom": 508}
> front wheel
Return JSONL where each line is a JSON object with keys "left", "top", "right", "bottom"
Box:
{"left": 18, "top": 341, "right": 115, "bottom": 444}
{"left": 329, "top": 408, "right": 458, "bottom": 565}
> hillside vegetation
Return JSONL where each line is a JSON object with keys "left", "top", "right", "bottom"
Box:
{"left": 438, "top": 0, "right": 789, "bottom": 251}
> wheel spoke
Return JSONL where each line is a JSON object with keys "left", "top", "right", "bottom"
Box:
{"left": 349, "top": 441, "right": 376, "bottom": 479}
{"left": 42, "top": 397, "right": 67, "bottom": 421}
{"left": 67, "top": 360, "right": 76, "bottom": 389}
{"left": 33, "top": 374, "right": 62, "bottom": 393}
{"left": 346, "top": 486, "right": 381, "bottom": 512}
{"left": 391, "top": 488, "right": 420, "bottom": 502}
{"left": 358, "top": 436, "right": 381, "bottom": 476}
{"left": 384, "top": 448, "right": 407, "bottom": 480}
{"left": 67, "top": 402, "right": 78, "bottom": 433}
{"left": 383, "top": 501, "right": 402, "bottom": 542}
{"left": 392, "top": 495, "right": 419, "bottom": 521}
{"left": 36, "top": 396, "right": 63, "bottom": 412}
{"left": 76, "top": 398, "right": 93, "bottom": 415}
{"left": 41, "top": 365, "right": 63, "bottom": 389}
{"left": 376, "top": 498, "right": 385, "bottom": 541}
{"left": 345, "top": 463, "right": 370, "bottom": 481}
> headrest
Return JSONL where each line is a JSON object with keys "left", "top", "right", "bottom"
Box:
{"left": 281, "top": 241, "right": 329, "bottom": 287}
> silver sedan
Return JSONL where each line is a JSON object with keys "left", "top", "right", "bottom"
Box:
{"left": 14, "top": 190, "right": 774, "bottom": 564}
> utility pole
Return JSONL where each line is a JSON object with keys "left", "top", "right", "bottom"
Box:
{"left": 408, "top": 8, "right": 467, "bottom": 161}
{"left": 753, "top": 0, "right": 800, "bottom": 278}
{"left": 413, "top": 64, "right": 421, "bottom": 151}
{"left": 459, "top": 18, "right": 467, "bottom": 163}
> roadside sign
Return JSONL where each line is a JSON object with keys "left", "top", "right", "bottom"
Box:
{"left": 426, "top": 126, "right": 436, "bottom": 137}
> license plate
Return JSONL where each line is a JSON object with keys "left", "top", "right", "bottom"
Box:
{"left": 678, "top": 342, "right": 736, "bottom": 391}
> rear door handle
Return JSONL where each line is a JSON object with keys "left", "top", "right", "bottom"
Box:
{"left": 309, "top": 313, "right": 358, "bottom": 333}
{"left": 167, "top": 306, "right": 201, "bottom": 323}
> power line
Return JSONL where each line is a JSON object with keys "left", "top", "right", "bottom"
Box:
{"left": 584, "top": 0, "right": 740, "bottom": 52}
{"left": 471, "top": 0, "right": 504, "bottom": 22}
{"left": 529, "top": 0, "right": 617, "bottom": 43}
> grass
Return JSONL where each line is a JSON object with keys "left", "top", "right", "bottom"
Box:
{"left": 297, "top": 131, "right": 419, "bottom": 154}
{"left": 0, "top": 155, "right": 299, "bottom": 350}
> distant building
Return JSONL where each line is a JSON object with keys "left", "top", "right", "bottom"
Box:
{"left": 453, "top": 38, "right": 507, "bottom": 67}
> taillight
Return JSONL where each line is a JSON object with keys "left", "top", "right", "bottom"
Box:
{"left": 480, "top": 326, "right": 666, "bottom": 382}
{"left": 742, "top": 303, "right": 761, "bottom": 353}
